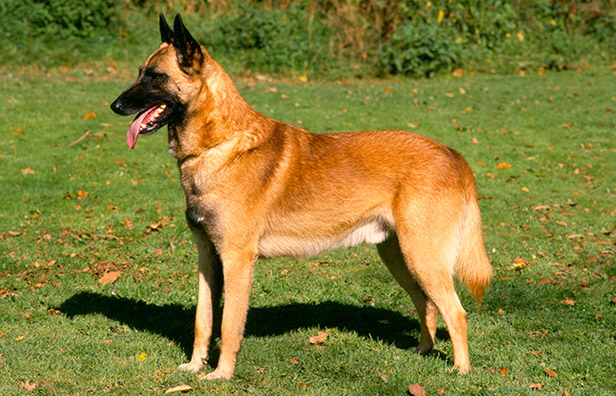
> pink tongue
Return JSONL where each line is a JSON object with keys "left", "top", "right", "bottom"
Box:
{"left": 127, "top": 106, "right": 160, "bottom": 149}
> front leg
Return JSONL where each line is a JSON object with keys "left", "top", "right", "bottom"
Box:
{"left": 178, "top": 229, "right": 222, "bottom": 373}
{"left": 203, "top": 248, "right": 258, "bottom": 380}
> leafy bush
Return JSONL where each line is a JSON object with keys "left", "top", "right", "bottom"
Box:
{"left": 206, "top": 5, "right": 333, "bottom": 75}
{"left": 1, "top": 0, "right": 615, "bottom": 76}
{"left": 0, "top": 0, "right": 118, "bottom": 40}
{"left": 378, "top": 21, "right": 462, "bottom": 77}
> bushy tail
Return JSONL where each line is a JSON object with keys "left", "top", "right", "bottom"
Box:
{"left": 455, "top": 201, "right": 492, "bottom": 306}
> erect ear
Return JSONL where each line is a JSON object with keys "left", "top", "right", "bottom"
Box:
{"left": 159, "top": 13, "right": 173, "bottom": 44}
{"left": 172, "top": 14, "right": 203, "bottom": 73}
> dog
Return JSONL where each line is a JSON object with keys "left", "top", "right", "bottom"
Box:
{"left": 110, "top": 14, "right": 492, "bottom": 380}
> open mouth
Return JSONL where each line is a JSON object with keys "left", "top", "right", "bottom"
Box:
{"left": 126, "top": 104, "right": 171, "bottom": 149}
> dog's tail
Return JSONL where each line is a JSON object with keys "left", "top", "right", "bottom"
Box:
{"left": 455, "top": 199, "right": 492, "bottom": 306}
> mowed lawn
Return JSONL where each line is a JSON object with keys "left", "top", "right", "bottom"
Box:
{"left": 0, "top": 64, "right": 614, "bottom": 395}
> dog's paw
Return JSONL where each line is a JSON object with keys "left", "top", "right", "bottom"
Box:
{"left": 414, "top": 343, "right": 434, "bottom": 355}
{"left": 178, "top": 360, "right": 205, "bottom": 373}
{"left": 199, "top": 368, "right": 233, "bottom": 380}
{"left": 452, "top": 362, "right": 471, "bottom": 374}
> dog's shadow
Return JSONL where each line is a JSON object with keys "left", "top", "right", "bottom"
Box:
{"left": 56, "top": 291, "right": 449, "bottom": 361}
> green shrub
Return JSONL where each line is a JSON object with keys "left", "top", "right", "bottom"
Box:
{"left": 378, "top": 20, "right": 462, "bottom": 77}
{"left": 205, "top": 5, "right": 332, "bottom": 75}
{"left": 0, "top": 0, "right": 118, "bottom": 40}
{"left": 1, "top": 0, "right": 615, "bottom": 76}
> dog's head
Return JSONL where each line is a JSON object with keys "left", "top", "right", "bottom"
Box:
{"left": 110, "top": 14, "right": 206, "bottom": 149}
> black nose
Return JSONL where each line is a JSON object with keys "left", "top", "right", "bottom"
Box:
{"left": 110, "top": 98, "right": 124, "bottom": 115}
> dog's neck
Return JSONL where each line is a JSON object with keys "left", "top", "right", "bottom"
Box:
{"left": 168, "top": 58, "right": 274, "bottom": 162}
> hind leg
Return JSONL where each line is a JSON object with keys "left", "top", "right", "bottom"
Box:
{"left": 377, "top": 234, "right": 438, "bottom": 355}
{"left": 394, "top": 224, "right": 471, "bottom": 373}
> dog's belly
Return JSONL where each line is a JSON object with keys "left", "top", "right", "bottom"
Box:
{"left": 258, "top": 219, "right": 390, "bottom": 259}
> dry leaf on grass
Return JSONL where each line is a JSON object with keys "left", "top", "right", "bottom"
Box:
{"left": 309, "top": 331, "right": 328, "bottom": 344}
{"left": 408, "top": 383, "right": 427, "bottom": 396}
{"left": 20, "top": 380, "right": 36, "bottom": 392}
{"left": 99, "top": 271, "right": 121, "bottom": 285}
{"left": 544, "top": 369, "right": 558, "bottom": 377}
{"left": 164, "top": 385, "right": 193, "bottom": 394}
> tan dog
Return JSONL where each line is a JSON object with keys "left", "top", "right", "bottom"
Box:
{"left": 110, "top": 14, "right": 492, "bottom": 380}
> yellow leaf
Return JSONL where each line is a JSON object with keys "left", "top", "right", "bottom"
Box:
{"left": 309, "top": 331, "right": 328, "bottom": 344}
{"left": 99, "top": 271, "right": 121, "bottom": 285}
{"left": 437, "top": 9, "right": 445, "bottom": 23}
{"left": 165, "top": 385, "right": 193, "bottom": 394}
{"left": 136, "top": 352, "right": 147, "bottom": 361}
{"left": 517, "top": 31, "right": 524, "bottom": 42}
{"left": 521, "top": 187, "right": 529, "bottom": 192}
{"left": 298, "top": 75, "right": 308, "bottom": 83}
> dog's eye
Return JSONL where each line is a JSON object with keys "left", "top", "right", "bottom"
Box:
{"left": 145, "top": 70, "right": 167, "bottom": 85}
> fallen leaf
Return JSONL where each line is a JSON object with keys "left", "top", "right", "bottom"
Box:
{"left": 8, "top": 231, "right": 22, "bottom": 236}
{"left": 497, "top": 162, "right": 511, "bottom": 169}
{"left": 408, "top": 383, "right": 427, "bottom": 396}
{"left": 561, "top": 298, "right": 575, "bottom": 306}
{"left": 99, "top": 271, "right": 121, "bottom": 285}
{"left": 21, "top": 168, "right": 35, "bottom": 174}
{"left": 471, "top": 137, "right": 479, "bottom": 144}
{"left": 20, "top": 380, "right": 36, "bottom": 392}
{"left": 529, "top": 383, "right": 543, "bottom": 390}
{"left": 164, "top": 385, "right": 193, "bottom": 394}
{"left": 290, "top": 357, "right": 300, "bottom": 365}
{"left": 544, "top": 369, "right": 558, "bottom": 377}
{"left": 376, "top": 371, "right": 389, "bottom": 383}
{"left": 309, "top": 331, "right": 328, "bottom": 345}
{"left": 500, "top": 367, "right": 508, "bottom": 376}
{"left": 136, "top": 352, "right": 147, "bottom": 361}
{"left": 459, "top": 87, "right": 466, "bottom": 95}
{"left": 83, "top": 112, "right": 97, "bottom": 119}
{"left": 510, "top": 256, "right": 529, "bottom": 270}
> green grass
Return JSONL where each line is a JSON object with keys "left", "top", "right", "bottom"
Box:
{"left": 0, "top": 65, "right": 615, "bottom": 395}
